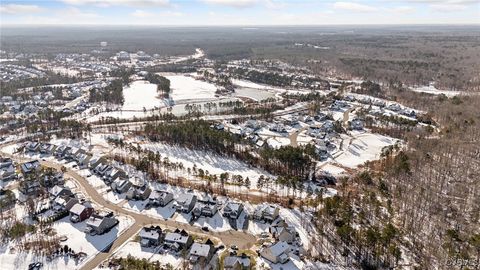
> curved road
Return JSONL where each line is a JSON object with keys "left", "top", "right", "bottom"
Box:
{"left": 1, "top": 148, "right": 257, "bottom": 270}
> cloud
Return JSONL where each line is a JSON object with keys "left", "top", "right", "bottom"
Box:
{"left": 402, "top": 0, "right": 477, "bottom": 3}
{"left": 0, "top": 4, "right": 44, "bottom": 14}
{"left": 333, "top": 2, "right": 378, "bottom": 12}
{"left": 62, "top": 7, "right": 100, "bottom": 18}
{"left": 389, "top": 6, "right": 415, "bottom": 13}
{"left": 131, "top": 9, "right": 154, "bottom": 18}
{"left": 61, "top": 0, "right": 170, "bottom": 7}
{"left": 401, "top": 0, "right": 478, "bottom": 12}
{"left": 201, "top": 0, "right": 257, "bottom": 8}
{"left": 430, "top": 4, "right": 468, "bottom": 11}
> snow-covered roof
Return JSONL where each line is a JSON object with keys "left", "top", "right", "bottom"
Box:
{"left": 189, "top": 243, "right": 212, "bottom": 258}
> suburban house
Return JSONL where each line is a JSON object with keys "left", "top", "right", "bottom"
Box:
{"left": 20, "top": 160, "right": 41, "bottom": 175}
{"left": 70, "top": 202, "right": 94, "bottom": 223}
{"left": 85, "top": 213, "right": 118, "bottom": 235}
{"left": 350, "top": 118, "right": 364, "bottom": 130}
{"left": 253, "top": 204, "right": 280, "bottom": 223}
{"left": 72, "top": 148, "right": 87, "bottom": 162}
{"left": 39, "top": 143, "right": 57, "bottom": 154}
{"left": 77, "top": 153, "right": 92, "bottom": 168}
{"left": 104, "top": 167, "right": 126, "bottom": 184}
{"left": 164, "top": 230, "right": 193, "bottom": 251}
{"left": 55, "top": 145, "right": 71, "bottom": 159}
{"left": 0, "top": 158, "right": 13, "bottom": 169}
{"left": 189, "top": 240, "right": 215, "bottom": 267}
{"left": 0, "top": 164, "right": 16, "bottom": 181}
{"left": 25, "top": 141, "right": 40, "bottom": 152}
{"left": 223, "top": 201, "right": 244, "bottom": 220}
{"left": 224, "top": 254, "right": 251, "bottom": 270}
{"left": 174, "top": 193, "right": 197, "bottom": 213}
{"left": 49, "top": 185, "right": 73, "bottom": 199}
{"left": 260, "top": 241, "right": 292, "bottom": 264}
{"left": 93, "top": 163, "right": 111, "bottom": 176}
{"left": 41, "top": 173, "right": 64, "bottom": 187}
{"left": 193, "top": 203, "right": 218, "bottom": 218}
{"left": 126, "top": 185, "right": 151, "bottom": 200}
{"left": 269, "top": 219, "right": 297, "bottom": 244}
{"left": 19, "top": 181, "right": 42, "bottom": 196}
{"left": 88, "top": 156, "right": 105, "bottom": 170}
{"left": 53, "top": 196, "right": 78, "bottom": 212}
{"left": 111, "top": 178, "right": 132, "bottom": 194}
{"left": 148, "top": 190, "right": 174, "bottom": 207}
{"left": 139, "top": 226, "right": 163, "bottom": 248}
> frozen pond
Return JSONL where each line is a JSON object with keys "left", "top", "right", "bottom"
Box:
{"left": 233, "top": 87, "right": 276, "bottom": 101}
{"left": 122, "top": 80, "right": 164, "bottom": 110}
{"left": 166, "top": 74, "right": 218, "bottom": 102}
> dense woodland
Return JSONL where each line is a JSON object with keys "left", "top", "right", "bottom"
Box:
{"left": 142, "top": 120, "right": 314, "bottom": 180}
{"left": 311, "top": 90, "right": 480, "bottom": 269}
{"left": 145, "top": 73, "right": 171, "bottom": 98}
{"left": 88, "top": 80, "right": 124, "bottom": 105}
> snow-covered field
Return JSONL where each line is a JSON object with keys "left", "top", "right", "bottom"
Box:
{"left": 409, "top": 84, "right": 461, "bottom": 97}
{"left": 333, "top": 131, "right": 397, "bottom": 168}
{"left": 233, "top": 87, "right": 276, "bottom": 101}
{"left": 122, "top": 80, "right": 164, "bottom": 111}
{"left": 166, "top": 74, "right": 218, "bottom": 102}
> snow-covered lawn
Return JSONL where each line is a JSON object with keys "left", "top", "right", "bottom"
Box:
{"left": 112, "top": 241, "right": 184, "bottom": 269}
{"left": 0, "top": 215, "right": 133, "bottom": 270}
{"left": 166, "top": 74, "right": 217, "bottom": 102}
{"left": 333, "top": 131, "right": 397, "bottom": 168}
{"left": 257, "top": 255, "right": 306, "bottom": 270}
{"left": 194, "top": 212, "right": 231, "bottom": 232}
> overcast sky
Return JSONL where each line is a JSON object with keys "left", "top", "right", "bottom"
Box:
{"left": 1, "top": 0, "right": 479, "bottom": 26}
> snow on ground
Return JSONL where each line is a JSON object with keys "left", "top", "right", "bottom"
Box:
{"left": 266, "top": 137, "right": 291, "bottom": 149}
{"left": 0, "top": 245, "right": 80, "bottom": 270}
{"left": 112, "top": 241, "right": 183, "bottom": 268}
{"left": 279, "top": 208, "right": 315, "bottom": 250}
{"left": 232, "top": 79, "right": 286, "bottom": 92}
{"left": 409, "top": 84, "right": 462, "bottom": 97}
{"left": 0, "top": 143, "right": 18, "bottom": 154}
{"left": 333, "top": 131, "right": 397, "bottom": 168}
{"left": 136, "top": 141, "right": 273, "bottom": 184}
{"left": 194, "top": 212, "right": 231, "bottom": 232}
{"left": 122, "top": 80, "right": 164, "bottom": 111}
{"left": 233, "top": 87, "right": 276, "bottom": 101}
{"left": 320, "top": 163, "right": 347, "bottom": 176}
{"left": 257, "top": 255, "right": 306, "bottom": 270}
{"left": 0, "top": 214, "right": 133, "bottom": 270}
{"left": 166, "top": 74, "right": 217, "bottom": 102}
